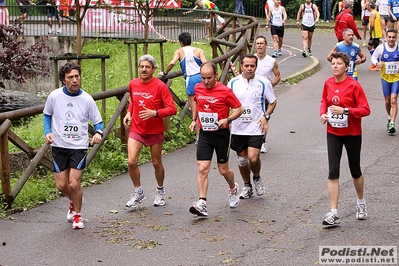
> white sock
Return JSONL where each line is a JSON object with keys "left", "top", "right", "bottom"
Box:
{"left": 135, "top": 187, "right": 143, "bottom": 194}
{"left": 357, "top": 199, "right": 366, "bottom": 205}
{"left": 331, "top": 209, "right": 338, "bottom": 215}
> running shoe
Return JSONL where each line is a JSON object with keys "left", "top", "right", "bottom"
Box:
{"left": 387, "top": 118, "right": 391, "bottom": 130}
{"left": 228, "top": 183, "right": 239, "bottom": 208}
{"left": 153, "top": 189, "right": 166, "bottom": 206}
{"left": 56, "top": 28, "right": 62, "bottom": 34}
{"left": 48, "top": 30, "right": 53, "bottom": 35}
{"left": 126, "top": 191, "right": 146, "bottom": 207}
{"left": 356, "top": 203, "right": 367, "bottom": 220}
{"left": 67, "top": 201, "right": 75, "bottom": 222}
{"left": 388, "top": 122, "right": 396, "bottom": 134}
{"left": 253, "top": 177, "right": 265, "bottom": 196}
{"left": 369, "top": 64, "right": 378, "bottom": 71}
{"left": 272, "top": 51, "right": 278, "bottom": 58}
{"left": 308, "top": 48, "right": 312, "bottom": 56}
{"left": 189, "top": 199, "right": 208, "bottom": 217}
{"left": 302, "top": 50, "right": 307, "bottom": 57}
{"left": 277, "top": 49, "right": 282, "bottom": 56}
{"left": 322, "top": 212, "right": 340, "bottom": 226}
{"left": 72, "top": 213, "right": 84, "bottom": 229}
{"left": 260, "top": 143, "right": 267, "bottom": 153}
{"left": 239, "top": 186, "right": 253, "bottom": 199}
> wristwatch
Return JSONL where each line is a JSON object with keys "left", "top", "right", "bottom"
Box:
{"left": 226, "top": 117, "right": 232, "bottom": 124}
{"left": 344, "top": 108, "right": 349, "bottom": 115}
{"left": 264, "top": 114, "right": 271, "bottom": 121}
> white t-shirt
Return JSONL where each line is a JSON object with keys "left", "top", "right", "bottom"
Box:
{"left": 43, "top": 87, "right": 103, "bottom": 149}
{"left": 376, "top": 0, "right": 389, "bottom": 15}
{"left": 227, "top": 74, "right": 276, "bottom": 135}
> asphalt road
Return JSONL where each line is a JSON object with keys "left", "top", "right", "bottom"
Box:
{"left": 1, "top": 28, "right": 398, "bottom": 266}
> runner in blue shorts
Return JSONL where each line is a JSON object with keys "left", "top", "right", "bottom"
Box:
{"left": 160, "top": 32, "right": 207, "bottom": 143}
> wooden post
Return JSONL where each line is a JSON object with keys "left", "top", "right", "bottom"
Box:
{"left": 160, "top": 42, "right": 165, "bottom": 71}
{"left": 127, "top": 43, "right": 133, "bottom": 80}
{"left": 101, "top": 58, "right": 106, "bottom": 123}
{"left": 0, "top": 119, "right": 12, "bottom": 206}
{"left": 134, "top": 43, "right": 138, "bottom": 78}
{"left": 53, "top": 60, "right": 59, "bottom": 88}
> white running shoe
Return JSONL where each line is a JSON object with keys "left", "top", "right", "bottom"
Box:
{"left": 356, "top": 203, "right": 367, "bottom": 220}
{"left": 239, "top": 186, "right": 253, "bottom": 199}
{"left": 72, "top": 213, "right": 84, "bottom": 229}
{"left": 253, "top": 178, "right": 265, "bottom": 196}
{"left": 189, "top": 199, "right": 208, "bottom": 217}
{"left": 67, "top": 201, "right": 74, "bottom": 222}
{"left": 153, "top": 189, "right": 166, "bottom": 206}
{"left": 228, "top": 183, "right": 239, "bottom": 208}
{"left": 260, "top": 143, "right": 267, "bottom": 153}
{"left": 126, "top": 191, "right": 146, "bottom": 207}
{"left": 322, "top": 212, "right": 340, "bottom": 226}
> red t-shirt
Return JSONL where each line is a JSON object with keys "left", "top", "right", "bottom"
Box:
{"left": 194, "top": 82, "right": 242, "bottom": 131}
{"left": 128, "top": 77, "right": 177, "bottom": 134}
{"left": 320, "top": 75, "right": 370, "bottom": 136}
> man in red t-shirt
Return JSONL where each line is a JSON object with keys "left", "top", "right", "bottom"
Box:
{"left": 123, "top": 54, "right": 177, "bottom": 209}
{"left": 188, "top": 62, "right": 244, "bottom": 217}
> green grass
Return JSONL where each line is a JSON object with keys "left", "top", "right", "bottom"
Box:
{"left": 1, "top": 39, "right": 212, "bottom": 217}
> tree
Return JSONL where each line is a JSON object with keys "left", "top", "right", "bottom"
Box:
{"left": 0, "top": 24, "right": 52, "bottom": 90}
{"left": 131, "top": 0, "right": 165, "bottom": 54}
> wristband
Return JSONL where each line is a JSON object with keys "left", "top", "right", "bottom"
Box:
{"left": 155, "top": 110, "right": 158, "bottom": 117}
{"left": 344, "top": 108, "right": 349, "bottom": 115}
{"left": 162, "top": 71, "right": 167, "bottom": 75}
{"left": 95, "top": 130, "right": 103, "bottom": 137}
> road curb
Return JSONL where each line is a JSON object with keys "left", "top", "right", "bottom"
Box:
{"left": 280, "top": 44, "right": 321, "bottom": 84}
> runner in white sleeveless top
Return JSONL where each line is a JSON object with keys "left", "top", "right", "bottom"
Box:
{"left": 296, "top": 0, "right": 320, "bottom": 57}
{"left": 266, "top": 0, "right": 287, "bottom": 57}
{"left": 254, "top": 35, "right": 281, "bottom": 153}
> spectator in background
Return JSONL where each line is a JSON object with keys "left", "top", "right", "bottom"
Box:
{"left": 0, "top": 0, "right": 9, "bottom": 25}
{"left": 334, "top": 0, "right": 361, "bottom": 42}
{"left": 235, "top": 0, "right": 245, "bottom": 15}
{"left": 14, "top": 0, "right": 32, "bottom": 24}
{"left": 315, "top": 0, "right": 323, "bottom": 21}
{"left": 35, "top": 0, "right": 62, "bottom": 35}
{"left": 324, "top": 0, "right": 333, "bottom": 22}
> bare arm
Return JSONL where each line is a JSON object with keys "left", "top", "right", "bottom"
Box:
{"left": 159, "top": 49, "right": 181, "bottom": 76}
{"left": 326, "top": 45, "right": 338, "bottom": 62}
{"left": 314, "top": 5, "right": 320, "bottom": 22}
{"left": 272, "top": 60, "right": 281, "bottom": 87}
{"left": 282, "top": 7, "right": 287, "bottom": 24}
{"left": 296, "top": 5, "right": 303, "bottom": 26}
{"left": 356, "top": 48, "right": 367, "bottom": 65}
